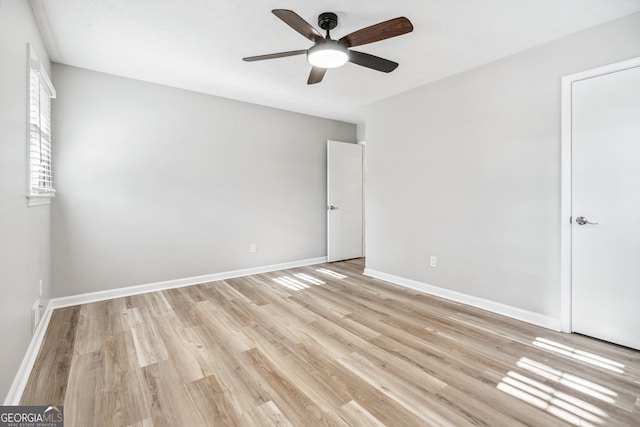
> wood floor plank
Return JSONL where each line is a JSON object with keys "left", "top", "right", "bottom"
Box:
{"left": 187, "top": 324, "right": 272, "bottom": 411}
{"left": 215, "top": 279, "right": 254, "bottom": 302}
{"left": 240, "top": 347, "right": 331, "bottom": 426}
{"left": 140, "top": 361, "right": 206, "bottom": 427}
{"left": 337, "top": 400, "right": 386, "bottom": 427}
{"left": 161, "top": 287, "right": 205, "bottom": 327}
{"left": 101, "top": 331, "right": 151, "bottom": 425}
{"left": 152, "top": 313, "right": 212, "bottom": 384}
{"left": 74, "top": 303, "right": 108, "bottom": 355}
{"left": 185, "top": 374, "right": 244, "bottom": 426}
{"left": 20, "top": 305, "right": 79, "bottom": 405}
{"left": 125, "top": 419, "right": 153, "bottom": 427}
{"left": 141, "top": 291, "right": 173, "bottom": 318}
{"left": 130, "top": 319, "right": 169, "bottom": 368}
{"left": 251, "top": 400, "right": 295, "bottom": 427}
{"left": 194, "top": 300, "right": 255, "bottom": 355}
{"left": 20, "top": 258, "right": 640, "bottom": 426}
{"left": 64, "top": 351, "right": 106, "bottom": 426}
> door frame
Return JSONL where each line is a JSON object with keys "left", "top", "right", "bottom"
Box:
{"left": 560, "top": 56, "right": 640, "bottom": 333}
{"left": 326, "top": 140, "right": 365, "bottom": 262}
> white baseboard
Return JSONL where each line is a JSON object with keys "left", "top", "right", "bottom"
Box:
{"left": 4, "top": 301, "right": 55, "bottom": 405}
{"left": 4, "top": 256, "right": 326, "bottom": 404}
{"left": 50, "top": 257, "right": 327, "bottom": 309}
{"left": 363, "top": 268, "right": 561, "bottom": 331}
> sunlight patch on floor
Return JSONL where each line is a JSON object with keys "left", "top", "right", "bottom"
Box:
{"left": 533, "top": 337, "right": 625, "bottom": 373}
{"left": 273, "top": 273, "right": 326, "bottom": 291}
{"left": 273, "top": 276, "right": 310, "bottom": 291}
{"left": 517, "top": 357, "right": 617, "bottom": 403}
{"left": 316, "top": 268, "right": 348, "bottom": 279}
{"left": 294, "top": 273, "right": 325, "bottom": 285}
{"left": 497, "top": 370, "right": 607, "bottom": 426}
{"left": 496, "top": 335, "right": 629, "bottom": 427}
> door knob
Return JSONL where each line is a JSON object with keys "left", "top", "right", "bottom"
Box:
{"left": 329, "top": 205, "right": 339, "bottom": 210}
{"left": 575, "top": 216, "right": 598, "bottom": 225}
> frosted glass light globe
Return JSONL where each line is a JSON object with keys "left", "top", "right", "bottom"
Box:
{"left": 307, "top": 41, "right": 349, "bottom": 68}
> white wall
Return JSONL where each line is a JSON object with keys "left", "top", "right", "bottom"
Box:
{"left": 365, "top": 13, "right": 640, "bottom": 323}
{"left": 0, "top": 0, "right": 52, "bottom": 401}
{"left": 51, "top": 65, "right": 356, "bottom": 297}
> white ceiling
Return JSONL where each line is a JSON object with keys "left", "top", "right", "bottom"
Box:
{"left": 30, "top": 0, "right": 640, "bottom": 123}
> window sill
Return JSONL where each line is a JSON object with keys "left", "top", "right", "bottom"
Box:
{"left": 27, "top": 194, "right": 55, "bottom": 207}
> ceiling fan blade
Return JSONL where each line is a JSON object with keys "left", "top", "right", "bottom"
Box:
{"left": 243, "top": 50, "right": 307, "bottom": 62}
{"left": 272, "top": 9, "right": 324, "bottom": 43}
{"left": 307, "top": 67, "right": 327, "bottom": 85}
{"left": 339, "top": 17, "right": 413, "bottom": 48}
{"left": 348, "top": 50, "right": 398, "bottom": 73}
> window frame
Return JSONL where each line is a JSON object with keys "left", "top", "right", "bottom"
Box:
{"left": 27, "top": 44, "right": 56, "bottom": 207}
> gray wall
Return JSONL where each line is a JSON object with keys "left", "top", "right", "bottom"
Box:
{"left": 51, "top": 65, "right": 356, "bottom": 297}
{"left": 0, "top": 0, "right": 52, "bottom": 400}
{"left": 365, "top": 12, "right": 640, "bottom": 320}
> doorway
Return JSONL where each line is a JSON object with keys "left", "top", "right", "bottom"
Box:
{"left": 327, "top": 140, "right": 364, "bottom": 262}
{"left": 560, "top": 57, "right": 640, "bottom": 350}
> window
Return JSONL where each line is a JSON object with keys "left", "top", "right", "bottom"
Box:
{"left": 28, "top": 44, "right": 56, "bottom": 206}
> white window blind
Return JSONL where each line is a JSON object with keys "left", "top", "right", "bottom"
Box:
{"left": 28, "top": 45, "right": 56, "bottom": 204}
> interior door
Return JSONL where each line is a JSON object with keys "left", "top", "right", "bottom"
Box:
{"left": 327, "top": 140, "right": 363, "bottom": 262}
{"left": 571, "top": 64, "right": 640, "bottom": 350}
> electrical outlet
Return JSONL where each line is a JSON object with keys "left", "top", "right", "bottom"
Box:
{"left": 430, "top": 256, "right": 437, "bottom": 268}
{"left": 250, "top": 244, "right": 257, "bottom": 253}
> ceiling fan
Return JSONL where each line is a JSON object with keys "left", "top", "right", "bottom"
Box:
{"left": 243, "top": 9, "right": 413, "bottom": 85}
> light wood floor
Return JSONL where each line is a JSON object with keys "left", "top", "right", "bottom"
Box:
{"left": 22, "top": 259, "right": 640, "bottom": 426}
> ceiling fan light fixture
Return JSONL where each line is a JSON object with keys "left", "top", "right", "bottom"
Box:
{"left": 243, "top": 10, "right": 414, "bottom": 84}
{"left": 307, "top": 40, "right": 349, "bottom": 68}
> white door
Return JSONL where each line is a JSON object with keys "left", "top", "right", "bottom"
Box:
{"left": 571, "top": 64, "right": 640, "bottom": 350}
{"left": 327, "top": 141, "right": 363, "bottom": 262}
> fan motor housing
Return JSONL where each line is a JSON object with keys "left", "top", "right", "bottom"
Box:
{"left": 318, "top": 12, "right": 338, "bottom": 31}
